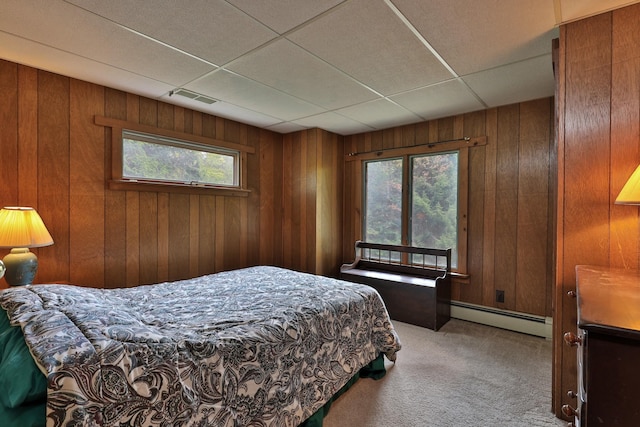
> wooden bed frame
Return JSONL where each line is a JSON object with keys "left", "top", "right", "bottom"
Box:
{"left": 340, "top": 241, "right": 451, "bottom": 331}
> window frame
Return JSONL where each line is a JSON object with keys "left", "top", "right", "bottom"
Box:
{"left": 95, "top": 115, "right": 255, "bottom": 197}
{"left": 121, "top": 129, "right": 240, "bottom": 188}
{"left": 354, "top": 138, "right": 484, "bottom": 275}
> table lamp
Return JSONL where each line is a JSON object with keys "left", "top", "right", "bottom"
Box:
{"left": 0, "top": 207, "right": 54, "bottom": 286}
{"left": 616, "top": 164, "right": 640, "bottom": 205}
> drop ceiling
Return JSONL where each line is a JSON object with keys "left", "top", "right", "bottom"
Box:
{"left": 1, "top": 0, "right": 637, "bottom": 135}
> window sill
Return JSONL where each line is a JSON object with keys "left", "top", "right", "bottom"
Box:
{"left": 108, "top": 180, "right": 250, "bottom": 197}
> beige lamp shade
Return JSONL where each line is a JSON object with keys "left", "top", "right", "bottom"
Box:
{"left": 616, "top": 165, "right": 640, "bottom": 205}
{"left": 0, "top": 207, "right": 54, "bottom": 248}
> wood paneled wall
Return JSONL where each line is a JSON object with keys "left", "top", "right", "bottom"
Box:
{"left": 554, "top": 3, "right": 640, "bottom": 418}
{"left": 343, "top": 98, "right": 555, "bottom": 318}
{"left": 0, "top": 60, "right": 283, "bottom": 289}
{"left": 282, "top": 129, "right": 344, "bottom": 277}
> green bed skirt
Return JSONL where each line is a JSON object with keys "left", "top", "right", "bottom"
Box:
{"left": 299, "top": 353, "right": 387, "bottom": 427}
{"left": 0, "top": 309, "right": 47, "bottom": 427}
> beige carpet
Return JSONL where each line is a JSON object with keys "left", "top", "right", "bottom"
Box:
{"left": 323, "top": 319, "right": 565, "bottom": 427}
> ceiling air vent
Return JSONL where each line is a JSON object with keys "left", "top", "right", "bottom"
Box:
{"left": 170, "top": 88, "right": 217, "bottom": 105}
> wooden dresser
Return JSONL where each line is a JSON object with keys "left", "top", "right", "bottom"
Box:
{"left": 563, "top": 266, "right": 640, "bottom": 426}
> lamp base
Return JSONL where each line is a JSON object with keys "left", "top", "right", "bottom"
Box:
{"left": 3, "top": 248, "right": 38, "bottom": 286}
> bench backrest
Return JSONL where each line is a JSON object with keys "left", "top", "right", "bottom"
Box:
{"left": 349, "top": 241, "right": 451, "bottom": 279}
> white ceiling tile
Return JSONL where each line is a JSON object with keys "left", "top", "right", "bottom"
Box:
{"left": 288, "top": 0, "right": 453, "bottom": 95}
{"left": 266, "top": 122, "right": 309, "bottom": 134}
{"left": 336, "top": 99, "right": 422, "bottom": 130}
{"left": 158, "top": 92, "right": 283, "bottom": 128}
{"left": 293, "top": 111, "right": 376, "bottom": 135}
{"left": 463, "top": 55, "right": 556, "bottom": 108}
{"left": 391, "top": 80, "right": 486, "bottom": 121}
{"left": 187, "top": 70, "right": 325, "bottom": 121}
{"left": 227, "top": 39, "right": 379, "bottom": 109}
{"left": 227, "top": 0, "right": 345, "bottom": 34}
{"left": 66, "top": 0, "right": 278, "bottom": 65}
{"left": 0, "top": 31, "right": 174, "bottom": 98}
{"left": 2, "top": 0, "right": 215, "bottom": 86}
{"left": 1, "top": 0, "right": 627, "bottom": 134}
{"left": 392, "top": 0, "right": 558, "bottom": 76}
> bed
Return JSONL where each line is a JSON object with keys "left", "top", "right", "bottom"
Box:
{"left": 0, "top": 266, "right": 401, "bottom": 427}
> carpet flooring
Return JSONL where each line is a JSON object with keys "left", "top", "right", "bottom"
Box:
{"left": 322, "top": 319, "right": 566, "bottom": 427}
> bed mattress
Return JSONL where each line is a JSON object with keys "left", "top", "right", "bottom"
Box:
{"left": 0, "top": 266, "right": 401, "bottom": 427}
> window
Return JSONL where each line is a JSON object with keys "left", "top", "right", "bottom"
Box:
{"left": 364, "top": 151, "right": 460, "bottom": 269}
{"left": 364, "top": 158, "right": 403, "bottom": 245}
{"left": 95, "top": 115, "right": 255, "bottom": 196}
{"left": 122, "top": 130, "right": 239, "bottom": 188}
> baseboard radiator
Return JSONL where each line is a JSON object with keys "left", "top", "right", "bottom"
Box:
{"left": 450, "top": 301, "right": 552, "bottom": 339}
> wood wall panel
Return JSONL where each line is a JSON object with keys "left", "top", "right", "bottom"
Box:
{"left": 104, "top": 90, "right": 127, "bottom": 289}
{"left": 494, "top": 105, "right": 520, "bottom": 310}
{"left": 343, "top": 98, "right": 555, "bottom": 318}
{"left": 69, "top": 79, "right": 105, "bottom": 287}
{"left": 481, "top": 108, "right": 498, "bottom": 307}
{"left": 17, "top": 65, "right": 38, "bottom": 208}
{"left": 554, "top": 3, "right": 640, "bottom": 418}
{"left": 0, "top": 61, "right": 18, "bottom": 207}
{"left": 38, "top": 71, "right": 70, "bottom": 284}
{"left": 139, "top": 192, "right": 159, "bottom": 285}
{"left": 516, "top": 99, "right": 552, "bottom": 315}
{"left": 610, "top": 6, "right": 640, "bottom": 270}
{"left": 463, "top": 111, "right": 486, "bottom": 305}
{"left": 282, "top": 129, "right": 344, "bottom": 277}
{"left": 0, "top": 60, "right": 282, "bottom": 290}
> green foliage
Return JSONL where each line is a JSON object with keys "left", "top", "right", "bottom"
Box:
{"left": 411, "top": 153, "right": 458, "bottom": 265}
{"left": 123, "top": 139, "right": 235, "bottom": 186}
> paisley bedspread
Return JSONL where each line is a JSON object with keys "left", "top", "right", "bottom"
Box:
{"left": 0, "top": 266, "right": 401, "bottom": 427}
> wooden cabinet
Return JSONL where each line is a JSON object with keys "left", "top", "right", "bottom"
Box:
{"left": 563, "top": 266, "right": 640, "bottom": 426}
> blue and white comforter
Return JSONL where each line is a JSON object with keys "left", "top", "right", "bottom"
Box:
{"left": 0, "top": 266, "right": 401, "bottom": 427}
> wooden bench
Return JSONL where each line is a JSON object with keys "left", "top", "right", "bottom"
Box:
{"left": 340, "top": 241, "right": 451, "bottom": 331}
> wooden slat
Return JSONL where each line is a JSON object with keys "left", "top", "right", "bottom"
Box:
{"left": 38, "top": 71, "right": 70, "bottom": 284}
{"left": 17, "top": 65, "right": 38, "bottom": 208}
{"left": 515, "top": 99, "right": 551, "bottom": 314}
{"left": 104, "top": 88, "right": 127, "bottom": 288}
{"left": 246, "top": 127, "right": 261, "bottom": 267}
{"left": 198, "top": 195, "right": 215, "bottom": 275}
{"left": 259, "top": 132, "right": 275, "bottom": 266}
{"left": 214, "top": 195, "right": 225, "bottom": 272}
{"left": 462, "top": 111, "right": 486, "bottom": 305}
{"left": 481, "top": 108, "right": 498, "bottom": 307}
{"left": 139, "top": 192, "right": 158, "bottom": 285}
{"left": 223, "top": 197, "right": 242, "bottom": 271}
{"left": 0, "top": 60, "right": 18, "bottom": 212}
{"left": 0, "top": 61, "right": 17, "bottom": 289}
{"left": 69, "top": 79, "right": 105, "bottom": 287}
{"left": 189, "top": 194, "right": 200, "bottom": 277}
{"left": 494, "top": 104, "right": 520, "bottom": 310}
{"left": 168, "top": 193, "right": 190, "bottom": 281}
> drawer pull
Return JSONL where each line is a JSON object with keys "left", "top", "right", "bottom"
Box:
{"left": 562, "top": 404, "right": 578, "bottom": 418}
{"left": 563, "top": 332, "right": 582, "bottom": 347}
{"left": 567, "top": 290, "right": 576, "bottom": 298}
{"left": 567, "top": 390, "right": 577, "bottom": 399}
